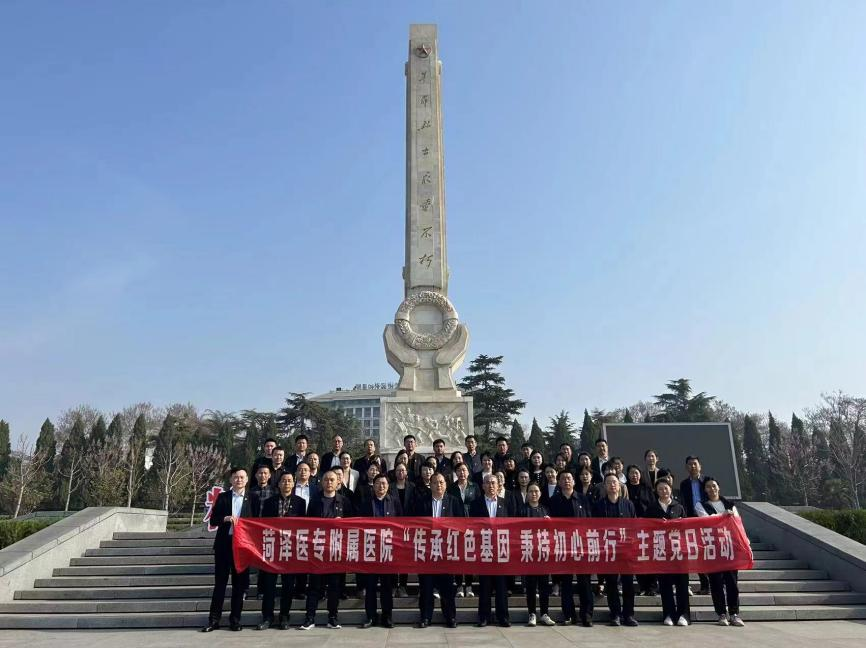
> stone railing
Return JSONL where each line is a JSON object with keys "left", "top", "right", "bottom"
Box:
{"left": 0, "top": 507, "right": 167, "bottom": 602}
{"left": 740, "top": 501, "right": 866, "bottom": 593}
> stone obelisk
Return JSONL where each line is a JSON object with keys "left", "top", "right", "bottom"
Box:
{"left": 380, "top": 24, "right": 473, "bottom": 455}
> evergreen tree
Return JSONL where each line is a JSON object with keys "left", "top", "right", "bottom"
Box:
{"left": 527, "top": 418, "right": 546, "bottom": 460}
{"left": 57, "top": 417, "right": 87, "bottom": 511}
{"left": 728, "top": 417, "right": 750, "bottom": 498}
{"left": 509, "top": 420, "right": 526, "bottom": 450}
{"left": 203, "top": 410, "right": 239, "bottom": 460}
{"left": 653, "top": 378, "right": 715, "bottom": 422}
{"left": 35, "top": 418, "right": 57, "bottom": 478}
{"left": 579, "top": 409, "right": 595, "bottom": 451}
{"left": 0, "top": 420, "right": 11, "bottom": 480}
{"left": 643, "top": 412, "right": 652, "bottom": 423}
{"left": 545, "top": 411, "right": 577, "bottom": 452}
{"left": 125, "top": 413, "right": 149, "bottom": 507}
{"left": 767, "top": 412, "right": 793, "bottom": 503}
{"left": 90, "top": 416, "right": 107, "bottom": 447}
{"left": 147, "top": 414, "right": 191, "bottom": 511}
{"left": 457, "top": 355, "right": 526, "bottom": 445}
{"left": 742, "top": 415, "right": 768, "bottom": 499}
{"left": 107, "top": 414, "right": 124, "bottom": 442}
{"left": 623, "top": 409, "right": 635, "bottom": 423}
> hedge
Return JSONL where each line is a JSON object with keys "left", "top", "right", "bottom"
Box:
{"left": 800, "top": 509, "right": 866, "bottom": 545}
{"left": 0, "top": 518, "right": 61, "bottom": 550}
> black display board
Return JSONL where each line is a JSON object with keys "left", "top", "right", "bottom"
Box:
{"left": 601, "top": 422, "right": 742, "bottom": 499}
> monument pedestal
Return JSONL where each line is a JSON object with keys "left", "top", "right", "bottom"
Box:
{"left": 380, "top": 393, "right": 473, "bottom": 458}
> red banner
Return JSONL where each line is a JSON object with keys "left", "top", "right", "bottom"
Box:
{"left": 233, "top": 515, "right": 752, "bottom": 576}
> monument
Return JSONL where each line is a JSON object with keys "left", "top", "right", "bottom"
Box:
{"left": 380, "top": 25, "right": 473, "bottom": 455}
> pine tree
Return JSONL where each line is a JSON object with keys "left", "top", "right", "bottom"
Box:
{"left": 527, "top": 418, "right": 546, "bottom": 460}
{"left": 107, "top": 414, "right": 124, "bottom": 442}
{"left": 545, "top": 411, "right": 577, "bottom": 452}
{"left": 124, "top": 414, "right": 149, "bottom": 507}
{"left": 57, "top": 418, "right": 87, "bottom": 511}
{"left": 579, "top": 409, "right": 595, "bottom": 451}
{"left": 35, "top": 418, "right": 57, "bottom": 481}
{"left": 742, "top": 415, "right": 768, "bottom": 499}
{"left": 509, "top": 420, "right": 525, "bottom": 450}
{"left": 90, "top": 416, "right": 107, "bottom": 447}
{"left": 0, "top": 420, "right": 11, "bottom": 480}
{"left": 766, "top": 412, "right": 792, "bottom": 503}
{"left": 623, "top": 409, "right": 635, "bottom": 423}
{"left": 457, "top": 355, "right": 526, "bottom": 445}
{"left": 653, "top": 378, "right": 715, "bottom": 422}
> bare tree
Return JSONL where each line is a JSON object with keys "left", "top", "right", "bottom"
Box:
{"left": 83, "top": 440, "right": 126, "bottom": 507}
{"left": 809, "top": 392, "right": 866, "bottom": 509}
{"left": 186, "top": 444, "right": 228, "bottom": 527}
{"left": 0, "top": 434, "right": 49, "bottom": 518}
{"left": 156, "top": 435, "right": 189, "bottom": 512}
{"left": 121, "top": 414, "right": 149, "bottom": 507}
{"left": 55, "top": 404, "right": 102, "bottom": 445}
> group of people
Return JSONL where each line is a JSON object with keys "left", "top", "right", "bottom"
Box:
{"left": 202, "top": 433, "right": 744, "bottom": 632}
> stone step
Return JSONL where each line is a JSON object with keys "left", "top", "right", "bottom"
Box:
{"left": 16, "top": 579, "right": 851, "bottom": 601}
{"left": 54, "top": 565, "right": 214, "bottom": 576}
{"left": 85, "top": 547, "right": 211, "bottom": 556}
{"left": 113, "top": 531, "right": 212, "bottom": 540}
{"left": 4, "top": 591, "right": 866, "bottom": 615}
{"left": 70, "top": 555, "right": 214, "bottom": 566}
{"left": 100, "top": 539, "right": 213, "bottom": 548}
{"left": 1, "top": 605, "right": 865, "bottom": 628}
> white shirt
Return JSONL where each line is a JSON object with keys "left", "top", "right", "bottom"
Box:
{"left": 432, "top": 497, "right": 444, "bottom": 518}
{"left": 229, "top": 490, "right": 244, "bottom": 535}
{"left": 295, "top": 483, "right": 310, "bottom": 504}
{"left": 485, "top": 497, "right": 498, "bottom": 518}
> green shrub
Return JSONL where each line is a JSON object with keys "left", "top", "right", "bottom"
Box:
{"left": 800, "top": 509, "right": 866, "bottom": 545}
{"left": 0, "top": 518, "right": 60, "bottom": 550}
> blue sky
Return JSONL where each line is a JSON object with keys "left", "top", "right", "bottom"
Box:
{"left": 2, "top": 2, "right": 865, "bottom": 440}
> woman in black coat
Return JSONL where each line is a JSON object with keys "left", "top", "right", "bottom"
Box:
{"left": 645, "top": 479, "right": 690, "bottom": 626}
{"left": 626, "top": 465, "right": 657, "bottom": 597}
{"left": 522, "top": 484, "right": 555, "bottom": 626}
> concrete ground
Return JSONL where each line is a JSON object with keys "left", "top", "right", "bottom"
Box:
{"left": 0, "top": 621, "right": 864, "bottom": 648}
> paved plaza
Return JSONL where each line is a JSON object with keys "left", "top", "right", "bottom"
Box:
{"left": 1, "top": 621, "right": 865, "bottom": 648}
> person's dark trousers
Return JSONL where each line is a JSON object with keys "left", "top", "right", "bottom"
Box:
{"left": 708, "top": 571, "right": 740, "bottom": 615}
{"left": 293, "top": 573, "right": 308, "bottom": 598}
{"left": 524, "top": 575, "right": 550, "bottom": 616}
{"left": 260, "top": 571, "right": 295, "bottom": 623}
{"left": 456, "top": 573, "right": 473, "bottom": 590}
{"left": 561, "top": 574, "right": 593, "bottom": 622}
{"left": 602, "top": 573, "right": 635, "bottom": 620}
{"left": 419, "top": 574, "right": 457, "bottom": 622}
{"left": 698, "top": 572, "right": 710, "bottom": 592}
{"left": 658, "top": 573, "right": 690, "bottom": 621}
{"left": 478, "top": 575, "right": 509, "bottom": 623}
{"left": 397, "top": 573, "right": 408, "bottom": 590}
{"left": 208, "top": 543, "right": 249, "bottom": 626}
{"left": 638, "top": 573, "right": 658, "bottom": 594}
{"left": 305, "top": 573, "right": 339, "bottom": 621}
{"left": 364, "top": 573, "right": 394, "bottom": 621}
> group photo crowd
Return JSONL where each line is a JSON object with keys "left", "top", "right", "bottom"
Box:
{"left": 204, "top": 432, "right": 744, "bottom": 633}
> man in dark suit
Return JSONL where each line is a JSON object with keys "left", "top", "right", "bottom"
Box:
{"left": 319, "top": 434, "right": 344, "bottom": 472}
{"left": 594, "top": 473, "right": 639, "bottom": 627}
{"left": 202, "top": 466, "right": 252, "bottom": 632}
{"left": 414, "top": 472, "right": 464, "bottom": 628}
{"left": 591, "top": 438, "right": 610, "bottom": 482}
{"left": 549, "top": 470, "right": 594, "bottom": 627}
{"left": 353, "top": 438, "right": 387, "bottom": 476}
{"left": 283, "top": 434, "right": 309, "bottom": 476}
{"left": 431, "top": 438, "right": 452, "bottom": 479}
{"left": 357, "top": 474, "right": 403, "bottom": 628}
{"left": 251, "top": 438, "right": 278, "bottom": 477}
{"left": 300, "top": 470, "right": 353, "bottom": 630}
{"left": 679, "top": 455, "right": 709, "bottom": 594}
{"left": 256, "top": 472, "right": 306, "bottom": 630}
{"left": 469, "top": 473, "right": 511, "bottom": 628}
{"left": 404, "top": 434, "right": 425, "bottom": 481}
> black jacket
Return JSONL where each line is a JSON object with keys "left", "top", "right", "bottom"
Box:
{"left": 469, "top": 495, "right": 510, "bottom": 518}
{"left": 358, "top": 493, "right": 404, "bottom": 517}
{"left": 549, "top": 491, "right": 591, "bottom": 519}
{"left": 261, "top": 493, "right": 307, "bottom": 518}
{"left": 626, "top": 482, "right": 655, "bottom": 517}
{"left": 644, "top": 499, "right": 686, "bottom": 520}
{"left": 307, "top": 492, "right": 353, "bottom": 518}
{"left": 679, "top": 477, "right": 703, "bottom": 517}
{"left": 523, "top": 503, "right": 550, "bottom": 518}
{"left": 447, "top": 481, "right": 480, "bottom": 515}
{"left": 391, "top": 481, "right": 415, "bottom": 514}
{"left": 414, "top": 493, "right": 465, "bottom": 517}
{"left": 593, "top": 497, "right": 636, "bottom": 519}
{"left": 210, "top": 489, "right": 252, "bottom": 552}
